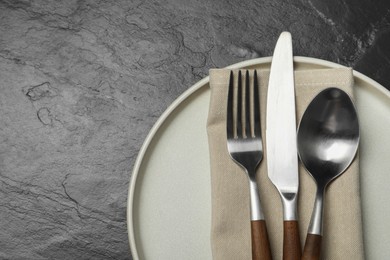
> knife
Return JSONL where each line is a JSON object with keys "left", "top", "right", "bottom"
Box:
{"left": 266, "top": 32, "right": 301, "bottom": 260}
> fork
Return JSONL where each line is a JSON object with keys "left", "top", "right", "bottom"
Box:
{"left": 226, "top": 70, "right": 272, "bottom": 260}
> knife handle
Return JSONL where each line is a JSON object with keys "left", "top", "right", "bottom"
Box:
{"left": 251, "top": 220, "right": 272, "bottom": 260}
{"left": 302, "top": 233, "right": 322, "bottom": 260}
{"left": 283, "top": 220, "right": 301, "bottom": 260}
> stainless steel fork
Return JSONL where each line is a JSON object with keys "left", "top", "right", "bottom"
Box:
{"left": 226, "top": 70, "right": 272, "bottom": 260}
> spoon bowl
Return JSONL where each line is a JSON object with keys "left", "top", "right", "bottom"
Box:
{"left": 297, "top": 87, "right": 360, "bottom": 260}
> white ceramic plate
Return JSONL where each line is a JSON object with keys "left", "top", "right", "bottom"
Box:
{"left": 127, "top": 57, "right": 390, "bottom": 260}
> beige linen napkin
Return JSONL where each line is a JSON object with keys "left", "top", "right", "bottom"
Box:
{"left": 207, "top": 68, "right": 364, "bottom": 260}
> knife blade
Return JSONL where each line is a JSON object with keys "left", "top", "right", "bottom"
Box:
{"left": 266, "top": 32, "right": 301, "bottom": 260}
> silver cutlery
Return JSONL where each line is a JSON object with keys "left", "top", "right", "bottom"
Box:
{"left": 226, "top": 70, "right": 272, "bottom": 260}
{"left": 266, "top": 32, "right": 301, "bottom": 260}
{"left": 297, "top": 87, "right": 360, "bottom": 260}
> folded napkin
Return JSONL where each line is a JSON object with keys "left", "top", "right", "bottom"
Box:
{"left": 206, "top": 67, "right": 364, "bottom": 260}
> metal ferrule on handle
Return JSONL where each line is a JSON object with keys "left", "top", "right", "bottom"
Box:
{"left": 248, "top": 173, "right": 265, "bottom": 221}
{"left": 308, "top": 185, "right": 326, "bottom": 235}
{"left": 280, "top": 191, "right": 298, "bottom": 221}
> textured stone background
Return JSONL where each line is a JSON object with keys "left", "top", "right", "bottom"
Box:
{"left": 0, "top": 0, "right": 389, "bottom": 259}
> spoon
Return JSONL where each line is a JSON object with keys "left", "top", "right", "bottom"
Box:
{"left": 297, "top": 87, "right": 360, "bottom": 260}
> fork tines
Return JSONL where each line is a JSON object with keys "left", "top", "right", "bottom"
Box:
{"left": 227, "top": 70, "right": 262, "bottom": 140}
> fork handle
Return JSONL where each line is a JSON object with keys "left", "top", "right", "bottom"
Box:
{"left": 251, "top": 220, "right": 272, "bottom": 260}
{"left": 283, "top": 220, "right": 301, "bottom": 260}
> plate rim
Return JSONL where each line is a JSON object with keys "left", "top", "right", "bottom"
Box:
{"left": 126, "top": 56, "right": 390, "bottom": 259}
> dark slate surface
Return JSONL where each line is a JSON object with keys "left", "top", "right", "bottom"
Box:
{"left": 0, "top": 0, "right": 389, "bottom": 259}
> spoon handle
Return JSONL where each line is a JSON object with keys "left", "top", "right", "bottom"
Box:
{"left": 302, "top": 186, "right": 325, "bottom": 260}
{"left": 302, "top": 233, "right": 322, "bottom": 260}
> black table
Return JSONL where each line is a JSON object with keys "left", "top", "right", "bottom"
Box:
{"left": 1, "top": 0, "right": 389, "bottom": 259}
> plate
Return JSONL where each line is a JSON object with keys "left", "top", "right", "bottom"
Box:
{"left": 127, "top": 57, "right": 390, "bottom": 259}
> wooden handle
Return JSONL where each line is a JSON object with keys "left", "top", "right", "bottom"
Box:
{"left": 283, "top": 220, "right": 301, "bottom": 260}
{"left": 251, "top": 220, "right": 272, "bottom": 260}
{"left": 302, "top": 233, "right": 322, "bottom": 260}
